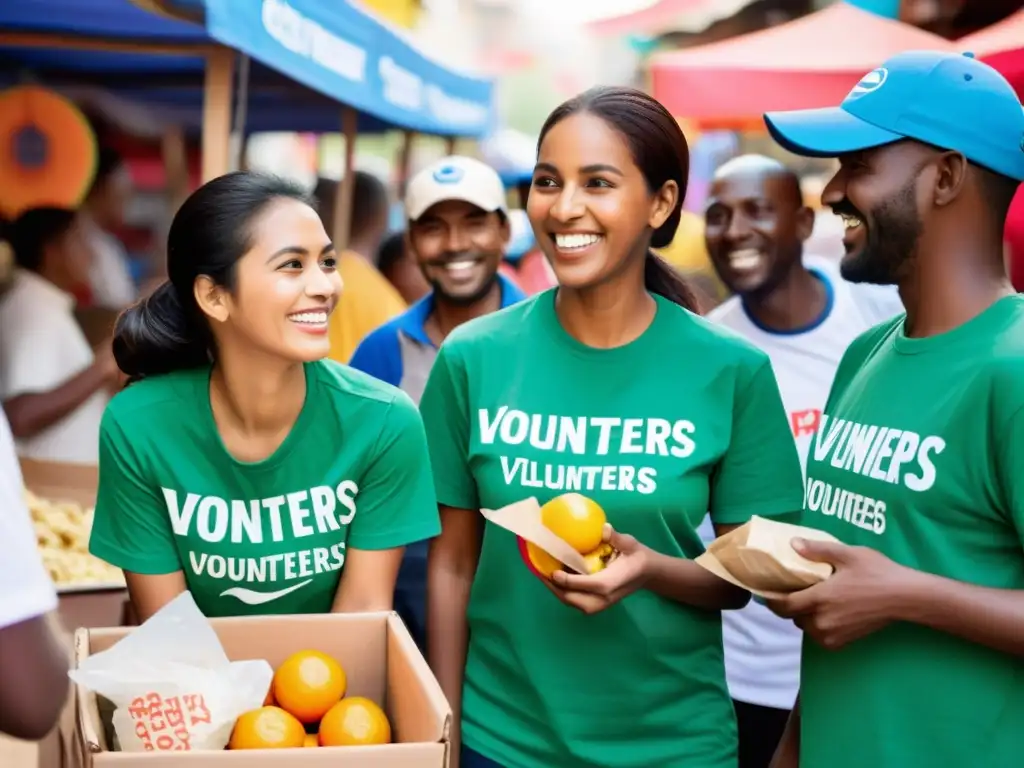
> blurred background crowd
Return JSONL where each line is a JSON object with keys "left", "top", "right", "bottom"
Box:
{"left": 1, "top": 0, "right": 1020, "bottom": 328}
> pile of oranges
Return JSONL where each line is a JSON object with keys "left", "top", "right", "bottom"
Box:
{"left": 228, "top": 649, "right": 392, "bottom": 750}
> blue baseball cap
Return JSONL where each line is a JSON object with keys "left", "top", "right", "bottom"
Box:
{"left": 764, "top": 50, "right": 1024, "bottom": 182}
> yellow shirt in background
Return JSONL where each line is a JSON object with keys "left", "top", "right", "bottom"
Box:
{"left": 328, "top": 251, "right": 408, "bottom": 363}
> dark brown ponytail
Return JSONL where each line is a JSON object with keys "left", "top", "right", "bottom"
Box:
{"left": 644, "top": 251, "right": 701, "bottom": 314}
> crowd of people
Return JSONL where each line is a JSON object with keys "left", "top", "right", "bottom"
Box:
{"left": 1, "top": 48, "right": 1023, "bottom": 768}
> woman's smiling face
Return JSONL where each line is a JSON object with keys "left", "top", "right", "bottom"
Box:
{"left": 527, "top": 111, "right": 675, "bottom": 290}
{"left": 198, "top": 197, "right": 343, "bottom": 363}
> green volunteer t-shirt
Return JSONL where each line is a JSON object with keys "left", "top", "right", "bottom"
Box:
{"left": 799, "top": 294, "right": 1024, "bottom": 768}
{"left": 89, "top": 360, "right": 440, "bottom": 617}
{"left": 419, "top": 290, "right": 804, "bottom": 768}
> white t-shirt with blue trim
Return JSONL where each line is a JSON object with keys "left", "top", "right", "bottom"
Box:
{"left": 698, "top": 255, "right": 904, "bottom": 710}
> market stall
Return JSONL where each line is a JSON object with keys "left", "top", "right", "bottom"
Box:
{"left": 0, "top": 0, "right": 494, "bottom": 245}
{"left": 648, "top": 1, "right": 951, "bottom": 123}
{"left": 0, "top": 0, "right": 494, "bottom": 628}
{"left": 588, "top": 0, "right": 753, "bottom": 39}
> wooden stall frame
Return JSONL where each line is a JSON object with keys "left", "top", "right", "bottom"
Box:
{"left": 333, "top": 106, "right": 360, "bottom": 251}
{"left": 0, "top": 31, "right": 235, "bottom": 183}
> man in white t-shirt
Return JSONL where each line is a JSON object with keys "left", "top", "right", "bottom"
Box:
{"left": 0, "top": 409, "right": 70, "bottom": 739}
{"left": 699, "top": 154, "right": 904, "bottom": 768}
{"left": 0, "top": 208, "right": 119, "bottom": 464}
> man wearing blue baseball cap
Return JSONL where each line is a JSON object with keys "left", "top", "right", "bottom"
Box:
{"left": 759, "top": 51, "right": 1024, "bottom": 768}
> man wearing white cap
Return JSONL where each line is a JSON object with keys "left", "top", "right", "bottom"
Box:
{"left": 349, "top": 155, "right": 525, "bottom": 649}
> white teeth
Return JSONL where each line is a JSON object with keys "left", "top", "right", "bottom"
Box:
{"left": 840, "top": 214, "right": 863, "bottom": 230}
{"left": 728, "top": 248, "right": 761, "bottom": 271}
{"left": 445, "top": 260, "right": 475, "bottom": 272}
{"left": 554, "top": 233, "right": 601, "bottom": 250}
{"left": 289, "top": 311, "right": 327, "bottom": 324}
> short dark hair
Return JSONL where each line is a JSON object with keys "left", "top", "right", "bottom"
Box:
{"left": 114, "top": 171, "right": 313, "bottom": 382}
{"left": 91, "top": 146, "right": 125, "bottom": 193}
{"left": 352, "top": 171, "right": 388, "bottom": 223}
{"left": 376, "top": 231, "right": 406, "bottom": 276}
{"left": 6, "top": 207, "right": 78, "bottom": 272}
{"left": 314, "top": 172, "right": 389, "bottom": 240}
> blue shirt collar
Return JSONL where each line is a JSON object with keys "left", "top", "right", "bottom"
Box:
{"left": 397, "top": 273, "right": 527, "bottom": 346}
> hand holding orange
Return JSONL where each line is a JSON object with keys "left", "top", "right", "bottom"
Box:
{"left": 522, "top": 493, "right": 619, "bottom": 579}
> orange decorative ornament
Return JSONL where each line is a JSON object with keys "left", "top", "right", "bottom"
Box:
{"left": 0, "top": 85, "right": 98, "bottom": 220}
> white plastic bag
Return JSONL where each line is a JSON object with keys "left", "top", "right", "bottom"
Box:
{"left": 69, "top": 592, "right": 273, "bottom": 753}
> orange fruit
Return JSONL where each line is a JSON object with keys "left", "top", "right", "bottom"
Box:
{"left": 303, "top": 733, "right": 319, "bottom": 748}
{"left": 540, "top": 493, "right": 606, "bottom": 553}
{"left": 272, "top": 650, "right": 347, "bottom": 724}
{"left": 524, "top": 540, "right": 563, "bottom": 579}
{"left": 228, "top": 706, "right": 305, "bottom": 750}
{"left": 582, "top": 542, "right": 616, "bottom": 574}
{"left": 319, "top": 697, "right": 391, "bottom": 747}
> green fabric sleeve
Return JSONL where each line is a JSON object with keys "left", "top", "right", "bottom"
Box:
{"left": 89, "top": 410, "right": 182, "bottom": 574}
{"left": 419, "top": 342, "right": 479, "bottom": 510}
{"left": 710, "top": 358, "right": 805, "bottom": 525}
{"left": 346, "top": 391, "right": 441, "bottom": 550}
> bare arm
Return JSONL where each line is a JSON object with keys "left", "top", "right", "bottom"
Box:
{"left": 895, "top": 569, "right": 1024, "bottom": 656}
{"left": 4, "top": 350, "right": 117, "bottom": 438}
{"left": 332, "top": 547, "right": 404, "bottom": 613}
{"left": 0, "top": 614, "right": 70, "bottom": 740}
{"left": 427, "top": 505, "right": 482, "bottom": 768}
{"left": 770, "top": 696, "right": 800, "bottom": 768}
{"left": 645, "top": 522, "right": 750, "bottom": 611}
{"left": 124, "top": 571, "right": 188, "bottom": 624}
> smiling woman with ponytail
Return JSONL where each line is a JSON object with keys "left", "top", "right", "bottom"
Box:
{"left": 417, "top": 86, "right": 806, "bottom": 768}
{"left": 88, "top": 171, "right": 439, "bottom": 625}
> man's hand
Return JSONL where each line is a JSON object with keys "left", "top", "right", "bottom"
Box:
{"left": 766, "top": 538, "right": 910, "bottom": 650}
{"left": 544, "top": 526, "right": 652, "bottom": 615}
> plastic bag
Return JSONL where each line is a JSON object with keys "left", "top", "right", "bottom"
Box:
{"left": 69, "top": 592, "right": 273, "bottom": 752}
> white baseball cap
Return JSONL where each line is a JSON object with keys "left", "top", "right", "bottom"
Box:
{"left": 405, "top": 155, "right": 507, "bottom": 222}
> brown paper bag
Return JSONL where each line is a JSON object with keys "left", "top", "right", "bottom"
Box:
{"left": 480, "top": 497, "right": 591, "bottom": 575}
{"left": 695, "top": 515, "right": 839, "bottom": 598}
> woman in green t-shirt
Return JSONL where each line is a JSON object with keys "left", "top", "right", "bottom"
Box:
{"left": 89, "top": 171, "right": 440, "bottom": 623}
{"left": 420, "top": 87, "right": 806, "bottom": 768}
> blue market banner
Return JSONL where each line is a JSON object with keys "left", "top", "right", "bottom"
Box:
{"left": 203, "top": 0, "right": 494, "bottom": 136}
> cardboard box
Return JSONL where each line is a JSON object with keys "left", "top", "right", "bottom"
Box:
{"left": 19, "top": 458, "right": 131, "bottom": 631}
{"left": 73, "top": 612, "right": 451, "bottom": 767}
{"left": 20, "top": 458, "right": 99, "bottom": 509}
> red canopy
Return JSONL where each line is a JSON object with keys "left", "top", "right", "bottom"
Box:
{"left": 957, "top": 9, "right": 1024, "bottom": 99}
{"left": 589, "top": 0, "right": 728, "bottom": 38}
{"left": 649, "top": 2, "right": 951, "bottom": 121}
